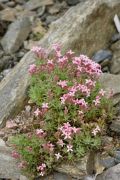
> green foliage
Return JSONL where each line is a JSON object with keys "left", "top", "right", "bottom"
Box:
{"left": 11, "top": 46, "right": 114, "bottom": 177}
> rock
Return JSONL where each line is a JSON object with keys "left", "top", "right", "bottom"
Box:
{"left": 96, "top": 163, "right": 120, "bottom": 180}
{"left": 0, "top": 55, "right": 11, "bottom": 72}
{"left": 48, "top": 3, "right": 61, "bottom": 14}
{"left": 54, "top": 172, "right": 73, "bottom": 180}
{"left": 46, "top": 15, "right": 59, "bottom": 25}
{"left": 113, "top": 151, "right": 120, "bottom": 163}
{"left": 110, "top": 41, "right": 120, "bottom": 74}
{"left": 25, "top": 0, "right": 54, "bottom": 11}
{"left": 99, "top": 73, "right": 120, "bottom": 105}
{"left": 37, "top": 6, "right": 46, "bottom": 17}
{"left": 0, "top": 7, "right": 17, "bottom": 22}
{"left": 110, "top": 118, "right": 120, "bottom": 134}
{"left": 55, "top": 156, "right": 87, "bottom": 179}
{"left": 66, "top": 0, "right": 80, "bottom": 6}
{"left": 0, "top": 0, "right": 120, "bottom": 127}
{"left": 0, "top": 0, "right": 8, "bottom": 3}
{"left": 1, "top": 16, "right": 31, "bottom": 53}
{"left": 100, "top": 157, "right": 116, "bottom": 169}
{"left": 111, "top": 33, "right": 120, "bottom": 43}
{"left": 2, "top": 69, "right": 12, "bottom": 77}
{"left": 102, "top": 66, "right": 109, "bottom": 73}
{"left": 0, "top": 138, "right": 24, "bottom": 179}
{"left": 92, "top": 50, "right": 113, "bottom": 63}
{"left": 6, "top": 1, "right": 16, "bottom": 7}
{"left": 24, "top": 40, "right": 38, "bottom": 50}
{"left": 17, "top": 51, "right": 25, "bottom": 58}
{"left": 32, "top": 19, "right": 46, "bottom": 37}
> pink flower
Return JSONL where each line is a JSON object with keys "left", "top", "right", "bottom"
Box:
{"left": 43, "top": 142, "right": 54, "bottom": 152}
{"left": 28, "top": 64, "right": 37, "bottom": 74}
{"left": 57, "top": 80, "right": 68, "bottom": 88}
{"left": 34, "top": 108, "right": 41, "bottom": 117}
{"left": 26, "top": 146, "right": 32, "bottom": 152}
{"left": 85, "top": 79, "right": 96, "bottom": 88}
{"left": 57, "top": 139, "right": 65, "bottom": 147}
{"left": 42, "top": 103, "right": 49, "bottom": 109}
{"left": 55, "top": 153, "right": 62, "bottom": 160}
{"left": 18, "top": 161, "right": 27, "bottom": 169}
{"left": 36, "top": 129, "right": 46, "bottom": 138}
{"left": 73, "top": 98, "right": 88, "bottom": 109}
{"left": 93, "top": 96, "right": 101, "bottom": 106}
{"left": 39, "top": 172, "right": 45, "bottom": 176}
{"left": 92, "top": 125, "right": 101, "bottom": 136}
{"left": 37, "top": 163, "right": 46, "bottom": 171}
{"left": 67, "top": 144, "right": 73, "bottom": 152}
{"left": 99, "top": 89, "right": 106, "bottom": 96}
{"left": 31, "top": 46, "right": 47, "bottom": 59}
{"left": 12, "top": 151, "right": 20, "bottom": 159}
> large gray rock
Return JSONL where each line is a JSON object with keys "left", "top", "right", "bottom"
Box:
{"left": 1, "top": 16, "right": 31, "bottom": 53}
{"left": 55, "top": 156, "right": 88, "bottom": 179}
{"left": 96, "top": 163, "right": 120, "bottom": 180}
{"left": 0, "top": 0, "right": 120, "bottom": 127}
{"left": 0, "top": 138, "right": 26, "bottom": 179}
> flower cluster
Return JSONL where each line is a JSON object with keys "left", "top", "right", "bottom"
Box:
{"left": 12, "top": 44, "right": 113, "bottom": 177}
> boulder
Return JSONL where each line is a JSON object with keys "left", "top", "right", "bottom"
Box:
{"left": 0, "top": 138, "right": 26, "bottom": 179}
{"left": 0, "top": 0, "right": 120, "bottom": 127}
{"left": 1, "top": 16, "right": 32, "bottom": 54}
{"left": 96, "top": 163, "right": 120, "bottom": 180}
{"left": 55, "top": 156, "right": 87, "bottom": 179}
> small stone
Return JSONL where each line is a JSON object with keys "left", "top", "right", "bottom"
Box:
{"left": 46, "top": 15, "right": 59, "bottom": 25}
{"left": 102, "top": 66, "right": 109, "bottom": 73}
{"left": 20, "top": 175, "right": 29, "bottom": 180}
{"left": 48, "top": 4, "right": 61, "bottom": 14}
{"left": 0, "top": 8, "right": 17, "bottom": 22}
{"left": 2, "top": 69, "right": 12, "bottom": 77}
{"left": 15, "top": 0, "right": 25, "bottom": 5}
{"left": 24, "top": 40, "right": 38, "bottom": 50}
{"left": 6, "top": 1, "right": 16, "bottom": 7}
{"left": 17, "top": 51, "right": 25, "bottom": 58}
{"left": 1, "top": 16, "right": 32, "bottom": 53}
{"left": 54, "top": 172, "right": 72, "bottom": 180}
{"left": 111, "top": 33, "right": 120, "bottom": 43}
{"left": 100, "top": 157, "right": 116, "bottom": 169}
{"left": 92, "top": 49, "right": 113, "bottom": 63}
{"left": 0, "top": 74, "right": 4, "bottom": 81}
{"left": 100, "top": 59, "right": 110, "bottom": 67}
{"left": 0, "top": 0, "right": 8, "bottom": 3}
{"left": 37, "top": 6, "right": 46, "bottom": 17}
{"left": 25, "top": 0, "right": 54, "bottom": 11}
{"left": 66, "top": 0, "right": 80, "bottom": 6}
{"left": 110, "top": 118, "right": 120, "bottom": 134}
{"left": 113, "top": 151, "right": 120, "bottom": 163}
{"left": 96, "top": 163, "right": 120, "bottom": 180}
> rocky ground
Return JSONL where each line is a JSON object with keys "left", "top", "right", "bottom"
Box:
{"left": 0, "top": 0, "right": 120, "bottom": 179}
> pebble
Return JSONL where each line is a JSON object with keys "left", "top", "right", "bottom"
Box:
{"left": 114, "top": 151, "right": 120, "bottom": 163}
{"left": 2, "top": 68, "right": 12, "bottom": 76}
{"left": 111, "top": 33, "right": 120, "bottom": 43}
{"left": 6, "top": 1, "right": 16, "bottom": 7}
{"left": 46, "top": 15, "right": 59, "bottom": 25}
{"left": 17, "top": 51, "right": 25, "bottom": 58}
{"left": 37, "top": 6, "right": 46, "bottom": 17}
{"left": 66, "top": 0, "right": 80, "bottom": 6}
{"left": 92, "top": 49, "right": 113, "bottom": 63}
{"left": 100, "top": 157, "right": 116, "bottom": 169}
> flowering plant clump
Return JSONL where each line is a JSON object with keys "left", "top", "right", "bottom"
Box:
{"left": 11, "top": 44, "right": 113, "bottom": 177}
